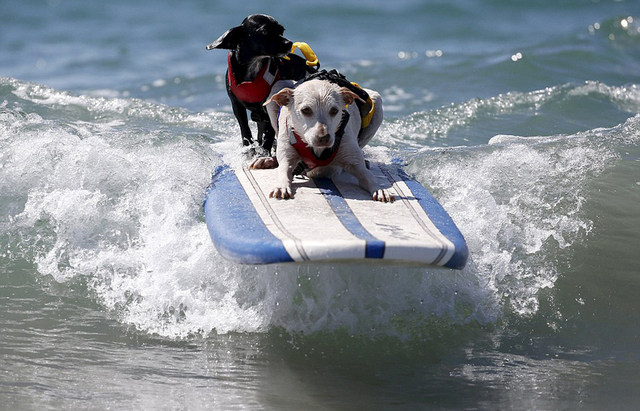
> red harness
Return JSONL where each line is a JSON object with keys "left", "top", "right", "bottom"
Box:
{"left": 288, "top": 111, "right": 350, "bottom": 170}
{"left": 227, "top": 53, "right": 281, "bottom": 104}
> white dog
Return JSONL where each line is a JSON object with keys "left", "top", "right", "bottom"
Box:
{"left": 255, "top": 78, "right": 393, "bottom": 202}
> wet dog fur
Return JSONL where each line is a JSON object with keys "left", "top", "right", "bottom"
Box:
{"left": 261, "top": 79, "right": 392, "bottom": 202}
{"left": 206, "top": 14, "right": 307, "bottom": 155}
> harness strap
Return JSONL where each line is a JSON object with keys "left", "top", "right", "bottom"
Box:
{"left": 227, "top": 53, "right": 280, "bottom": 103}
{"left": 359, "top": 93, "right": 376, "bottom": 129}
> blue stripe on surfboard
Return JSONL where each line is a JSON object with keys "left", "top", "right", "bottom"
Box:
{"left": 204, "top": 165, "right": 293, "bottom": 264}
{"left": 396, "top": 168, "right": 469, "bottom": 269}
{"left": 313, "top": 177, "right": 385, "bottom": 259}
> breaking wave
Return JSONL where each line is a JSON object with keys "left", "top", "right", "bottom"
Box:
{"left": 2, "top": 77, "right": 639, "bottom": 339}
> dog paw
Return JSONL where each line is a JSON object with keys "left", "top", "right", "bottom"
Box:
{"left": 250, "top": 156, "right": 278, "bottom": 169}
{"left": 269, "top": 187, "right": 294, "bottom": 200}
{"left": 372, "top": 189, "right": 394, "bottom": 203}
{"left": 242, "top": 145, "right": 271, "bottom": 160}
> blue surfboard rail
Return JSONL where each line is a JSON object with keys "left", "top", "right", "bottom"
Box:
{"left": 204, "top": 165, "right": 468, "bottom": 269}
{"left": 203, "top": 165, "right": 293, "bottom": 264}
{"left": 396, "top": 169, "right": 468, "bottom": 269}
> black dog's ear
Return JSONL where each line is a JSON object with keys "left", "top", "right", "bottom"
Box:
{"left": 206, "top": 26, "right": 244, "bottom": 50}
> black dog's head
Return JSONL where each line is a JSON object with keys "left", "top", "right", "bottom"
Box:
{"left": 206, "top": 14, "right": 293, "bottom": 61}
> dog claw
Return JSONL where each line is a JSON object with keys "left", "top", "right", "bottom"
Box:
{"left": 372, "top": 189, "right": 394, "bottom": 203}
{"left": 269, "top": 187, "right": 294, "bottom": 199}
{"left": 250, "top": 156, "right": 278, "bottom": 169}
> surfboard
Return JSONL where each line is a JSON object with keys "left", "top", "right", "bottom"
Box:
{"left": 204, "top": 163, "right": 468, "bottom": 269}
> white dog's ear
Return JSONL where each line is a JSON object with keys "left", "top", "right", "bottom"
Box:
{"left": 264, "top": 88, "right": 294, "bottom": 107}
{"left": 340, "top": 87, "right": 365, "bottom": 106}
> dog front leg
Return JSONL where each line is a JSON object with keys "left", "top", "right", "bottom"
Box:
{"left": 254, "top": 117, "right": 276, "bottom": 155}
{"left": 249, "top": 119, "right": 278, "bottom": 169}
{"left": 260, "top": 122, "right": 276, "bottom": 153}
{"left": 346, "top": 163, "right": 394, "bottom": 203}
{"left": 269, "top": 161, "right": 295, "bottom": 199}
{"left": 269, "top": 141, "right": 297, "bottom": 199}
{"left": 230, "top": 97, "right": 253, "bottom": 146}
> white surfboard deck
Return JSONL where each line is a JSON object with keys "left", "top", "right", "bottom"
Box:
{"left": 204, "top": 163, "right": 468, "bottom": 269}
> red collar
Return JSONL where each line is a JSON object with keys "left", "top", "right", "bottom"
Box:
{"left": 227, "top": 53, "right": 281, "bottom": 103}
{"left": 288, "top": 111, "right": 349, "bottom": 170}
{"left": 289, "top": 129, "right": 339, "bottom": 170}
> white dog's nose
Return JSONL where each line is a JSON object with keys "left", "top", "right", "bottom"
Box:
{"left": 316, "top": 134, "right": 331, "bottom": 146}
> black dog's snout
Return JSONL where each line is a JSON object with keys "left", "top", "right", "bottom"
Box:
{"left": 272, "top": 37, "right": 293, "bottom": 57}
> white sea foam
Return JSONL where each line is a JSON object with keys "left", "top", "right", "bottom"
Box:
{"left": 411, "top": 125, "right": 627, "bottom": 316}
{"left": 2, "top": 78, "right": 638, "bottom": 339}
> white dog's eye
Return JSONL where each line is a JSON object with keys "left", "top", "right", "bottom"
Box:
{"left": 329, "top": 107, "right": 340, "bottom": 117}
{"left": 300, "top": 107, "right": 313, "bottom": 117}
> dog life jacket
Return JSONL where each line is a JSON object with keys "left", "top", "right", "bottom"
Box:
{"left": 227, "top": 52, "right": 281, "bottom": 103}
{"left": 226, "top": 43, "right": 320, "bottom": 105}
{"left": 289, "top": 111, "right": 350, "bottom": 170}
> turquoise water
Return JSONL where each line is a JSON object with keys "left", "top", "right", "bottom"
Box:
{"left": 2, "top": 0, "right": 640, "bottom": 409}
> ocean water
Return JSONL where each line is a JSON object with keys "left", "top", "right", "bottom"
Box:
{"left": 2, "top": 0, "right": 640, "bottom": 409}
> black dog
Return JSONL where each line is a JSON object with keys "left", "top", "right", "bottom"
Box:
{"left": 207, "top": 14, "right": 316, "bottom": 155}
